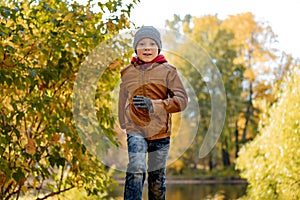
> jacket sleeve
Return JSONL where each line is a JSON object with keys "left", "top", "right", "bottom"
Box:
{"left": 154, "top": 67, "right": 188, "bottom": 114}
{"left": 118, "top": 79, "right": 128, "bottom": 129}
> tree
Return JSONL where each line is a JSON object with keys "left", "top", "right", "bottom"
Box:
{"left": 0, "top": 0, "right": 138, "bottom": 199}
{"left": 164, "top": 13, "right": 293, "bottom": 172}
{"left": 165, "top": 14, "right": 244, "bottom": 170}
{"left": 236, "top": 64, "right": 300, "bottom": 200}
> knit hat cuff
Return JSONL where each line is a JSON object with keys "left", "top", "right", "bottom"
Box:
{"left": 133, "top": 26, "right": 162, "bottom": 50}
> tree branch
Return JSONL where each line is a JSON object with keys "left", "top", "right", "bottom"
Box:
{"left": 36, "top": 186, "right": 74, "bottom": 200}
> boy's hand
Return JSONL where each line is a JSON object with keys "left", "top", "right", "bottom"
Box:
{"left": 133, "top": 95, "right": 154, "bottom": 113}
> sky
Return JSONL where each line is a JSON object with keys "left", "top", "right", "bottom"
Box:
{"left": 129, "top": 0, "right": 300, "bottom": 58}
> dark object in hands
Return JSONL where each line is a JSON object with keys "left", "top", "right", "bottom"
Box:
{"left": 133, "top": 95, "right": 154, "bottom": 113}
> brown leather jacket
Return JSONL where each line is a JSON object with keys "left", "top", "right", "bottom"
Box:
{"left": 118, "top": 62, "right": 188, "bottom": 140}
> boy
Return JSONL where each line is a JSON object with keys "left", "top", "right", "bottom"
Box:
{"left": 118, "top": 26, "right": 188, "bottom": 200}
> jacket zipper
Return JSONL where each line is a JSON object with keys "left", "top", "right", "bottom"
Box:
{"left": 142, "top": 70, "right": 146, "bottom": 96}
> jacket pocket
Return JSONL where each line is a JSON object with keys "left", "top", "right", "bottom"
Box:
{"left": 143, "top": 101, "right": 168, "bottom": 138}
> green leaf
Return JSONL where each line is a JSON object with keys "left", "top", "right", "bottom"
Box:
{"left": 12, "top": 167, "right": 25, "bottom": 183}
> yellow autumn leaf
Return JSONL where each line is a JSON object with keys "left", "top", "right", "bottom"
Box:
{"left": 75, "top": 26, "right": 82, "bottom": 34}
{"left": 33, "top": 178, "right": 39, "bottom": 189}
{"left": 244, "top": 68, "right": 255, "bottom": 81}
{"left": 51, "top": 133, "right": 61, "bottom": 143}
{"left": 63, "top": 13, "right": 74, "bottom": 21}
{"left": 21, "top": 185, "right": 27, "bottom": 193}
{"left": 25, "top": 138, "right": 36, "bottom": 155}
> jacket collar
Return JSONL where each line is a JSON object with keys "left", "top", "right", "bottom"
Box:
{"left": 131, "top": 54, "right": 168, "bottom": 66}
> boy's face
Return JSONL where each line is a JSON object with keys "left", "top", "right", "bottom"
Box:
{"left": 136, "top": 38, "right": 159, "bottom": 63}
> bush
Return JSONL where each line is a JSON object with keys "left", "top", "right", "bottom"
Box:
{"left": 236, "top": 67, "right": 300, "bottom": 200}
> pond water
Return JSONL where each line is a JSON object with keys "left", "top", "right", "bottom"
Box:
{"left": 107, "top": 182, "right": 247, "bottom": 199}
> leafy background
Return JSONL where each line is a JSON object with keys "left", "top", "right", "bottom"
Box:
{"left": 0, "top": 0, "right": 299, "bottom": 199}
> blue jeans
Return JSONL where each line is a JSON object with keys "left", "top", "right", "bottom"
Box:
{"left": 124, "top": 132, "right": 170, "bottom": 200}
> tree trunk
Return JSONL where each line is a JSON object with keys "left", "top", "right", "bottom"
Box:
{"left": 242, "top": 81, "right": 253, "bottom": 143}
{"left": 222, "top": 148, "right": 230, "bottom": 166}
{"left": 209, "top": 148, "right": 217, "bottom": 170}
{"left": 235, "top": 119, "right": 239, "bottom": 158}
{"left": 222, "top": 136, "right": 231, "bottom": 166}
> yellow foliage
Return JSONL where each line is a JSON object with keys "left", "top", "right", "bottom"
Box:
{"left": 63, "top": 12, "right": 74, "bottom": 21}
{"left": 51, "top": 133, "right": 61, "bottom": 143}
{"left": 192, "top": 15, "right": 220, "bottom": 43}
{"left": 237, "top": 113, "right": 246, "bottom": 130}
{"left": 168, "top": 159, "right": 185, "bottom": 174}
{"left": 25, "top": 138, "right": 36, "bottom": 155}
{"left": 236, "top": 67, "right": 300, "bottom": 199}
{"left": 243, "top": 68, "right": 255, "bottom": 81}
{"left": 0, "top": 0, "right": 138, "bottom": 198}
{"left": 222, "top": 12, "right": 256, "bottom": 46}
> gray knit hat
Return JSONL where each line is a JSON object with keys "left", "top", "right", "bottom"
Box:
{"left": 133, "top": 26, "right": 162, "bottom": 51}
